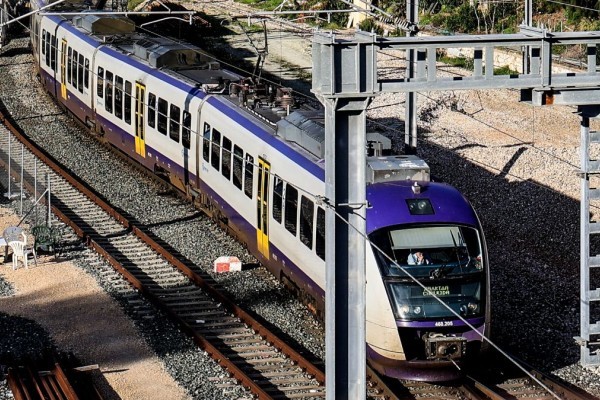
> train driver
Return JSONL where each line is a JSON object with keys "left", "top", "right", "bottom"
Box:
{"left": 407, "top": 251, "right": 432, "bottom": 265}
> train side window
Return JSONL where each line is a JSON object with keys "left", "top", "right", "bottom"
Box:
{"left": 45, "top": 31, "right": 50, "bottom": 67}
{"left": 221, "top": 136, "right": 231, "bottom": 180}
{"left": 169, "top": 104, "right": 180, "bottom": 142}
{"left": 284, "top": 185, "right": 298, "bottom": 236}
{"left": 105, "top": 71, "right": 113, "bottom": 113}
{"left": 124, "top": 81, "right": 132, "bottom": 125}
{"left": 182, "top": 111, "right": 191, "bottom": 149}
{"left": 244, "top": 154, "right": 254, "bottom": 198}
{"left": 71, "top": 50, "right": 78, "bottom": 86}
{"left": 67, "top": 47, "right": 72, "bottom": 84}
{"left": 316, "top": 207, "right": 325, "bottom": 260}
{"left": 114, "top": 76, "right": 123, "bottom": 119}
{"left": 232, "top": 145, "right": 243, "bottom": 190}
{"left": 42, "top": 29, "right": 46, "bottom": 56}
{"left": 54, "top": 36, "right": 58, "bottom": 71}
{"left": 51, "top": 35, "right": 57, "bottom": 70}
{"left": 84, "top": 58, "right": 90, "bottom": 89}
{"left": 97, "top": 67, "right": 104, "bottom": 98}
{"left": 272, "top": 176, "right": 283, "bottom": 224}
{"left": 299, "top": 196, "right": 314, "bottom": 249}
{"left": 148, "top": 93, "right": 156, "bottom": 128}
{"left": 202, "top": 123, "right": 210, "bottom": 162}
{"left": 77, "top": 53, "right": 84, "bottom": 93}
{"left": 157, "top": 98, "right": 168, "bottom": 135}
{"left": 211, "top": 129, "right": 221, "bottom": 170}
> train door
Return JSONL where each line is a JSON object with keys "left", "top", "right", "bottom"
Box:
{"left": 60, "top": 39, "right": 67, "bottom": 100}
{"left": 256, "top": 158, "right": 270, "bottom": 259}
{"left": 135, "top": 82, "right": 146, "bottom": 158}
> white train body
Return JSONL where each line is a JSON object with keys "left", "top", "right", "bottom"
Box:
{"left": 30, "top": 9, "right": 490, "bottom": 381}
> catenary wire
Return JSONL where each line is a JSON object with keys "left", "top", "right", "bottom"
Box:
{"left": 18, "top": 10, "right": 589, "bottom": 394}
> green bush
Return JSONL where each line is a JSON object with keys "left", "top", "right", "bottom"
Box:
{"left": 358, "top": 18, "right": 384, "bottom": 35}
{"left": 444, "top": 4, "right": 478, "bottom": 33}
{"left": 128, "top": 0, "right": 145, "bottom": 10}
{"left": 429, "top": 13, "right": 449, "bottom": 29}
{"left": 438, "top": 55, "right": 474, "bottom": 70}
{"left": 494, "top": 65, "right": 518, "bottom": 75}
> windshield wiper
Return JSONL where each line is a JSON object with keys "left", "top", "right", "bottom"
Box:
{"left": 429, "top": 264, "right": 455, "bottom": 279}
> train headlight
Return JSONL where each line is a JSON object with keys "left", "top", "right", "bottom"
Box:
{"left": 460, "top": 302, "right": 479, "bottom": 316}
{"left": 406, "top": 199, "right": 434, "bottom": 215}
{"left": 399, "top": 305, "right": 410, "bottom": 317}
{"left": 413, "top": 306, "right": 422, "bottom": 314}
{"left": 468, "top": 302, "right": 478, "bottom": 312}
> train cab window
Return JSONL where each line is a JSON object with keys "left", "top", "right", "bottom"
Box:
{"left": 124, "top": 81, "right": 132, "bottom": 125}
{"left": 272, "top": 176, "right": 283, "bottom": 224}
{"left": 71, "top": 50, "right": 78, "bottom": 86}
{"left": 211, "top": 129, "right": 221, "bottom": 170}
{"left": 169, "top": 104, "right": 180, "bottom": 142}
{"left": 316, "top": 207, "right": 325, "bottom": 260}
{"left": 299, "top": 196, "right": 314, "bottom": 249}
{"left": 114, "top": 76, "right": 123, "bottom": 119}
{"left": 84, "top": 58, "right": 90, "bottom": 89}
{"left": 148, "top": 93, "right": 156, "bottom": 128}
{"left": 284, "top": 185, "right": 298, "bottom": 236}
{"left": 202, "top": 123, "right": 210, "bottom": 162}
{"left": 67, "top": 47, "right": 72, "bottom": 84}
{"left": 244, "top": 154, "right": 254, "bottom": 198}
{"left": 221, "top": 136, "right": 232, "bottom": 180}
{"left": 97, "top": 67, "right": 104, "bottom": 98}
{"left": 77, "top": 53, "right": 84, "bottom": 93}
{"left": 105, "top": 71, "right": 113, "bottom": 113}
{"left": 182, "top": 111, "right": 191, "bottom": 149}
{"left": 157, "top": 98, "right": 168, "bottom": 135}
{"left": 232, "top": 145, "right": 243, "bottom": 190}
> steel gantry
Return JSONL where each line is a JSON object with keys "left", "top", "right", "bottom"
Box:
{"left": 312, "top": 27, "right": 600, "bottom": 397}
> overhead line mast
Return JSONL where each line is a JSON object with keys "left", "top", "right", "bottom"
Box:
{"left": 312, "top": 24, "right": 600, "bottom": 398}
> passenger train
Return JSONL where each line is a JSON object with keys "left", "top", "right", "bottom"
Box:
{"left": 29, "top": 3, "right": 490, "bottom": 381}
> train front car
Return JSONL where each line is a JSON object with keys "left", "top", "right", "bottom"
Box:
{"left": 364, "top": 159, "right": 490, "bottom": 382}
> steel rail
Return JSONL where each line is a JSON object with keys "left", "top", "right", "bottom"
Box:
{"left": 0, "top": 98, "right": 401, "bottom": 399}
{"left": 7, "top": 362, "right": 86, "bottom": 400}
{"left": 0, "top": 99, "right": 326, "bottom": 399}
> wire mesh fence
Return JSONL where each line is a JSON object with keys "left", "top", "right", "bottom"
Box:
{"left": 0, "top": 124, "right": 53, "bottom": 229}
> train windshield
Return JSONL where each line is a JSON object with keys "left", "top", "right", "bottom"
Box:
{"left": 370, "top": 225, "right": 486, "bottom": 320}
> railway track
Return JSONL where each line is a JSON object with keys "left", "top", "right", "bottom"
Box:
{"left": 2, "top": 98, "right": 598, "bottom": 400}
{"left": 6, "top": 356, "right": 103, "bottom": 400}
{"left": 390, "top": 368, "right": 600, "bottom": 399}
{"left": 0, "top": 7, "right": 594, "bottom": 399}
{"left": 0, "top": 101, "right": 399, "bottom": 399}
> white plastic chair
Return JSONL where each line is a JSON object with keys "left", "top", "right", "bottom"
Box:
{"left": 3, "top": 226, "right": 23, "bottom": 243}
{"left": 7, "top": 231, "right": 37, "bottom": 270}
{"left": 0, "top": 237, "right": 6, "bottom": 264}
{"left": 2, "top": 226, "right": 22, "bottom": 264}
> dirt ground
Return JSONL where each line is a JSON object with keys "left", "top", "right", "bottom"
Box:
{"left": 0, "top": 207, "right": 190, "bottom": 400}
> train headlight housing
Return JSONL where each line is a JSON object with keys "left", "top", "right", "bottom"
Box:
{"left": 460, "top": 302, "right": 479, "bottom": 316}
{"left": 399, "top": 305, "right": 410, "bottom": 317}
{"left": 406, "top": 199, "right": 434, "bottom": 215}
{"left": 397, "top": 304, "right": 423, "bottom": 318}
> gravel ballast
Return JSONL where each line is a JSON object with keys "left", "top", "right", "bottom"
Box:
{"left": 0, "top": 12, "right": 599, "bottom": 399}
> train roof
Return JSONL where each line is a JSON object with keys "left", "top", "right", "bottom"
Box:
{"left": 41, "top": 11, "right": 440, "bottom": 186}
{"left": 366, "top": 181, "right": 480, "bottom": 234}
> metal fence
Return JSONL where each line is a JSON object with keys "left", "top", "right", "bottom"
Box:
{"left": 0, "top": 125, "right": 53, "bottom": 229}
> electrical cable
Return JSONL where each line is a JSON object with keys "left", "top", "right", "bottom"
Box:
{"left": 19, "top": 10, "right": 591, "bottom": 395}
